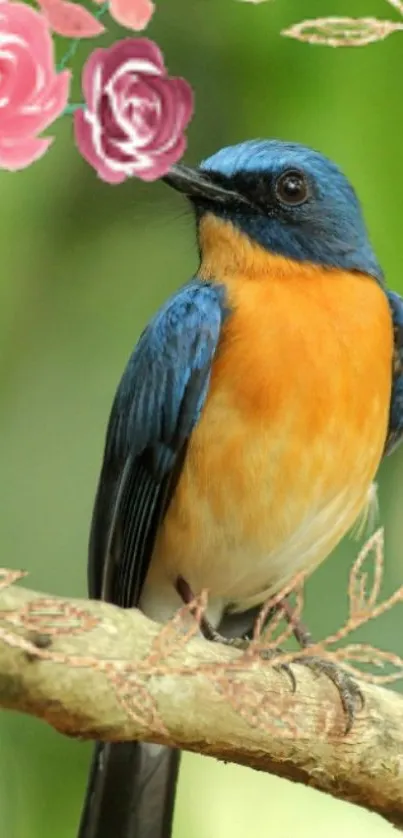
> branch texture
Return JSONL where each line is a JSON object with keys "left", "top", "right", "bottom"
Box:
{"left": 0, "top": 580, "right": 402, "bottom": 829}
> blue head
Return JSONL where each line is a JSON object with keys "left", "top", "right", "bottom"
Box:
{"left": 163, "top": 139, "right": 383, "bottom": 281}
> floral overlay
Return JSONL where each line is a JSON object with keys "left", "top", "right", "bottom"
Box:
{"left": 1, "top": 528, "right": 403, "bottom": 742}
{"left": 0, "top": 0, "right": 192, "bottom": 179}
{"left": 0, "top": 2, "right": 70, "bottom": 170}
{"left": 74, "top": 39, "right": 193, "bottom": 183}
{"left": 0, "top": 0, "right": 401, "bottom": 177}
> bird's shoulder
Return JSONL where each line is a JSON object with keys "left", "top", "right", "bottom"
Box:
{"left": 106, "top": 278, "right": 229, "bottom": 464}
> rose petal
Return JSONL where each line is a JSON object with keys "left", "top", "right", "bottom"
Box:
{"left": 74, "top": 108, "right": 127, "bottom": 183}
{"left": 143, "top": 76, "right": 193, "bottom": 154}
{"left": 100, "top": 131, "right": 138, "bottom": 165}
{"left": 37, "top": 0, "right": 105, "bottom": 38}
{"left": 0, "top": 47, "right": 38, "bottom": 113}
{"left": 80, "top": 48, "right": 105, "bottom": 113}
{"left": 109, "top": 0, "right": 154, "bottom": 31}
{"left": 103, "top": 38, "right": 165, "bottom": 85}
{"left": 0, "top": 133, "right": 53, "bottom": 170}
{"left": 139, "top": 134, "right": 187, "bottom": 180}
{"left": 167, "top": 76, "right": 194, "bottom": 128}
{"left": 137, "top": 76, "right": 192, "bottom": 153}
{"left": 99, "top": 92, "right": 127, "bottom": 141}
{"left": 0, "top": 3, "right": 57, "bottom": 89}
{"left": 0, "top": 69, "right": 70, "bottom": 138}
{"left": 110, "top": 78, "right": 160, "bottom": 147}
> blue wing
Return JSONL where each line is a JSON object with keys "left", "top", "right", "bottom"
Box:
{"left": 88, "top": 278, "right": 227, "bottom": 608}
{"left": 384, "top": 289, "right": 403, "bottom": 456}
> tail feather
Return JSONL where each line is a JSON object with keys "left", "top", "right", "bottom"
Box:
{"left": 77, "top": 742, "right": 180, "bottom": 838}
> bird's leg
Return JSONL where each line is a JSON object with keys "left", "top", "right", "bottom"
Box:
{"left": 175, "top": 575, "right": 250, "bottom": 646}
{"left": 278, "top": 597, "right": 364, "bottom": 733}
{"left": 175, "top": 576, "right": 296, "bottom": 689}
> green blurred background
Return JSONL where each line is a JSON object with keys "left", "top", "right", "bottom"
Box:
{"left": 1, "top": 0, "right": 403, "bottom": 835}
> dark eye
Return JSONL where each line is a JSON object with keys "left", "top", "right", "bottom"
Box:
{"left": 275, "top": 169, "right": 308, "bottom": 207}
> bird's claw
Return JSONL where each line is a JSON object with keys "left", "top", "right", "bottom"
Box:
{"left": 273, "top": 599, "right": 364, "bottom": 733}
{"left": 202, "top": 624, "right": 296, "bottom": 691}
{"left": 293, "top": 655, "right": 364, "bottom": 733}
{"left": 206, "top": 619, "right": 362, "bottom": 730}
{"left": 238, "top": 635, "right": 297, "bottom": 691}
{"left": 257, "top": 646, "right": 297, "bottom": 692}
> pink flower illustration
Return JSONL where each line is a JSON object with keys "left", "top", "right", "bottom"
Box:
{"left": 93, "top": 0, "right": 154, "bottom": 31}
{"left": 74, "top": 38, "right": 194, "bottom": 184}
{"left": 0, "top": 1, "right": 71, "bottom": 170}
{"left": 37, "top": 0, "right": 106, "bottom": 38}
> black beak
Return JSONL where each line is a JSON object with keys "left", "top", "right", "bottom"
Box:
{"left": 162, "top": 164, "right": 245, "bottom": 206}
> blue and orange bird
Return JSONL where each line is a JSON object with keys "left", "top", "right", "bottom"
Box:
{"left": 77, "top": 140, "right": 403, "bottom": 838}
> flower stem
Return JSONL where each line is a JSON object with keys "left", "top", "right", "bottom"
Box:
{"left": 57, "top": 2, "right": 109, "bottom": 72}
{"left": 63, "top": 103, "right": 85, "bottom": 115}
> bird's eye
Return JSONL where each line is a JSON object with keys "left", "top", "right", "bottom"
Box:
{"left": 275, "top": 169, "right": 309, "bottom": 207}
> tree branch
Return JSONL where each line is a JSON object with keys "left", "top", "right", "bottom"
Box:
{"left": 0, "top": 580, "right": 402, "bottom": 830}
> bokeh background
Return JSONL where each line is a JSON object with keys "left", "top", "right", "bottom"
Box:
{"left": 1, "top": 0, "right": 403, "bottom": 835}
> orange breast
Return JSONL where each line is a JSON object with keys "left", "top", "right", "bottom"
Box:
{"left": 146, "top": 219, "right": 393, "bottom": 617}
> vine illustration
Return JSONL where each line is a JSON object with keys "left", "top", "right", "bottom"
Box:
{"left": 1, "top": 528, "right": 403, "bottom": 740}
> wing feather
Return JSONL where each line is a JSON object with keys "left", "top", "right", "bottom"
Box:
{"left": 384, "top": 289, "right": 403, "bottom": 456}
{"left": 88, "top": 279, "right": 227, "bottom": 609}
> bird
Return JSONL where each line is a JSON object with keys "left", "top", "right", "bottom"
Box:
{"left": 77, "top": 139, "right": 403, "bottom": 838}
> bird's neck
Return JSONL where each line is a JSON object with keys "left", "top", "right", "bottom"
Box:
{"left": 198, "top": 213, "right": 329, "bottom": 282}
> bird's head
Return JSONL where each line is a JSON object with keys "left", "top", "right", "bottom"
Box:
{"left": 163, "top": 139, "right": 382, "bottom": 281}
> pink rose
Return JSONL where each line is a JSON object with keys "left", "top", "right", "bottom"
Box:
{"left": 0, "top": 1, "right": 70, "bottom": 170}
{"left": 74, "top": 38, "right": 194, "bottom": 184}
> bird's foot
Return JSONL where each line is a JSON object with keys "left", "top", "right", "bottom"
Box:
{"left": 292, "top": 654, "right": 363, "bottom": 733}
{"left": 277, "top": 598, "right": 363, "bottom": 733}
{"left": 198, "top": 619, "right": 296, "bottom": 690}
